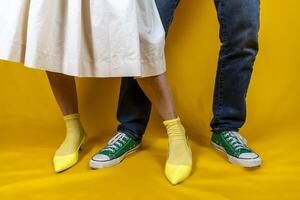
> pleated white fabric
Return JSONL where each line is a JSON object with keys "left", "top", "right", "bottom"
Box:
{"left": 0, "top": 0, "right": 166, "bottom": 77}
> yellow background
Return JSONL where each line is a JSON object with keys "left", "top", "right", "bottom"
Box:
{"left": 0, "top": 0, "right": 300, "bottom": 199}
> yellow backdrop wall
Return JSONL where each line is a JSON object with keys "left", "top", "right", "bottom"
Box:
{"left": 0, "top": 0, "right": 300, "bottom": 199}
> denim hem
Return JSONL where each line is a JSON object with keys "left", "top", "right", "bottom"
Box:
{"left": 117, "top": 126, "right": 143, "bottom": 142}
{"left": 212, "top": 128, "right": 239, "bottom": 133}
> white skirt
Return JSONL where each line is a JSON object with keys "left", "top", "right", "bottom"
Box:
{"left": 0, "top": 0, "right": 166, "bottom": 77}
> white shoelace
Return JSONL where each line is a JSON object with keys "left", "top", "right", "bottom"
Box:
{"left": 224, "top": 131, "right": 248, "bottom": 151}
{"left": 103, "top": 132, "right": 129, "bottom": 153}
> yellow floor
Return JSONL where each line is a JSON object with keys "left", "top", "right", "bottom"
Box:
{"left": 0, "top": 120, "right": 299, "bottom": 200}
{"left": 1, "top": 0, "right": 300, "bottom": 199}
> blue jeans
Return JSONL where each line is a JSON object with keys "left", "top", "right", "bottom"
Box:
{"left": 117, "top": 0, "right": 260, "bottom": 140}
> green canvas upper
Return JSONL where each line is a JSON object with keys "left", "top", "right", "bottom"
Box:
{"left": 97, "top": 132, "right": 140, "bottom": 160}
{"left": 211, "top": 131, "right": 256, "bottom": 158}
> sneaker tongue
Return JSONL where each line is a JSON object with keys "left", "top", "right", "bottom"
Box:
{"left": 228, "top": 131, "right": 247, "bottom": 144}
{"left": 108, "top": 132, "right": 125, "bottom": 145}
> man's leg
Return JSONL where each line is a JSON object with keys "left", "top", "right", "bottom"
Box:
{"left": 116, "top": 77, "right": 152, "bottom": 141}
{"left": 117, "top": 0, "right": 181, "bottom": 141}
{"left": 90, "top": 0, "right": 180, "bottom": 169}
{"left": 210, "top": 0, "right": 262, "bottom": 167}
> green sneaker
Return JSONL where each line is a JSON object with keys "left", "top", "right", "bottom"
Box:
{"left": 89, "top": 132, "right": 141, "bottom": 169}
{"left": 211, "top": 131, "right": 261, "bottom": 167}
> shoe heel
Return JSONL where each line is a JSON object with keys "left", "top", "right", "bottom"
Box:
{"left": 79, "top": 132, "right": 86, "bottom": 151}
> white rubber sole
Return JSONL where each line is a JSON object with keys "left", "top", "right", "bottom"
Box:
{"left": 211, "top": 141, "right": 261, "bottom": 168}
{"left": 89, "top": 144, "right": 141, "bottom": 169}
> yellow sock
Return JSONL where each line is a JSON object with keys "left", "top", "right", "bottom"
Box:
{"left": 55, "top": 114, "right": 85, "bottom": 156}
{"left": 163, "top": 117, "right": 192, "bottom": 185}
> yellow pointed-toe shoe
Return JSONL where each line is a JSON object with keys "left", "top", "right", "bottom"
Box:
{"left": 165, "top": 163, "right": 192, "bottom": 185}
{"left": 53, "top": 134, "right": 85, "bottom": 173}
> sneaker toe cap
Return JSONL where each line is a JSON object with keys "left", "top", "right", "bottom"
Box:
{"left": 92, "top": 154, "right": 110, "bottom": 162}
{"left": 239, "top": 152, "right": 259, "bottom": 159}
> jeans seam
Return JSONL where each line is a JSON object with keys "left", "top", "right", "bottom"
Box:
{"left": 215, "top": 1, "right": 227, "bottom": 124}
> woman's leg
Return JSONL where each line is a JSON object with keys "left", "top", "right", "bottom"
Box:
{"left": 136, "top": 74, "right": 176, "bottom": 120}
{"left": 46, "top": 71, "right": 78, "bottom": 115}
{"left": 136, "top": 73, "right": 192, "bottom": 185}
{"left": 46, "top": 71, "right": 85, "bottom": 173}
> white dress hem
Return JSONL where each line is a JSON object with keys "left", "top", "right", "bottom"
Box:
{"left": 0, "top": 40, "right": 166, "bottom": 78}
